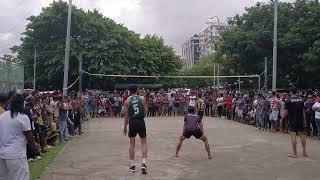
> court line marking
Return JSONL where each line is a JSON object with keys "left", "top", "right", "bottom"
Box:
{"left": 215, "top": 142, "right": 254, "bottom": 149}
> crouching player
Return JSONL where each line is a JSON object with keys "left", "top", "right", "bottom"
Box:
{"left": 175, "top": 106, "right": 213, "bottom": 159}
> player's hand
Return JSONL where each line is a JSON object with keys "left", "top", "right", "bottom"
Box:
{"left": 123, "top": 126, "right": 128, "bottom": 136}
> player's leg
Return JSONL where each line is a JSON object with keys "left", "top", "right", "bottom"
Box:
{"left": 298, "top": 131, "right": 308, "bottom": 157}
{"left": 138, "top": 119, "right": 148, "bottom": 174}
{"left": 140, "top": 137, "right": 147, "bottom": 160}
{"left": 199, "top": 134, "right": 212, "bottom": 159}
{"left": 176, "top": 135, "right": 186, "bottom": 157}
{"left": 289, "top": 131, "right": 297, "bottom": 158}
{"left": 129, "top": 138, "right": 136, "bottom": 172}
{"left": 140, "top": 137, "right": 148, "bottom": 174}
{"left": 128, "top": 120, "right": 138, "bottom": 172}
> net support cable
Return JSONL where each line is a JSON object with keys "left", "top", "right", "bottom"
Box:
{"left": 63, "top": 76, "right": 79, "bottom": 90}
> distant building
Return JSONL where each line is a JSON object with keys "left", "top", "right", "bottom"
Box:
{"left": 198, "top": 22, "right": 230, "bottom": 58}
{"left": 181, "top": 21, "right": 232, "bottom": 68}
{"left": 181, "top": 34, "right": 200, "bottom": 68}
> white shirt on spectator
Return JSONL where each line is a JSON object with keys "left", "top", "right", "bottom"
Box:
{"left": 0, "top": 111, "right": 31, "bottom": 159}
{"left": 216, "top": 97, "right": 224, "bottom": 106}
{"left": 189, "top": 95, "right": 197, "bottom": 107}
{"left": 313, "top": 102, "right": 320, "bottom": 119}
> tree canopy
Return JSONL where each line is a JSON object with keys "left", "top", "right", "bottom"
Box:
{"left": 184, "top": 0, "right": 320, "bottom": 89}
{"left": 15, "top": 0, "right": 181, "bottom": 90}
{"left": 216, "top": 0, "right": 320, "bottom": 88}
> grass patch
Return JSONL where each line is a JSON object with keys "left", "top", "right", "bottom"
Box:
{"left": 29, "top": 143, "right": 65, "bottom": 180}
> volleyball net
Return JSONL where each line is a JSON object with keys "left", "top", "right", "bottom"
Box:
{"left": 80, "top": 69, "right": 261, "bottom": 92}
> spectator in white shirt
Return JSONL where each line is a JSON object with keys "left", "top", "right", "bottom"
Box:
{"left": 0, "top": 94, "right": 37, "bottom": 180}
{"left": 312, "top": 95, "right": 320, "bottom": 138}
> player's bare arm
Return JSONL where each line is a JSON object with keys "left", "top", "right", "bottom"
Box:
{"left": 123, "top": 99, "right": 129, "bottom": 136}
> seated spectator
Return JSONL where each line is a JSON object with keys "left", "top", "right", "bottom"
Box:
{"left": 47, "top": 122, "right": 59, "bottom": 146}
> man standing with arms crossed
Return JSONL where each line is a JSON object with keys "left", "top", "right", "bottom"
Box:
{"left": 123, "top": 85, "right": 148, "bottom": 174}
{"left": 269, "top": 91, "right": 281, "bottom": 131}
{"left": 284, "top": 87, "right": 308, "bottom": 158}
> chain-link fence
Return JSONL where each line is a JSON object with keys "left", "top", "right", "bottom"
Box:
{"left": 0, "top": 59, "right": 24, "bottom": 93}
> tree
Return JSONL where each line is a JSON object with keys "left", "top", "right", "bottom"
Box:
{"left": 15, "top": 0, "right": 181, "bottom": 90}
{"left": 215, "top": 0, "right": 320, "bottom": 89}
{"left": 0, "top": 54, "right": 20, "bottom": 63}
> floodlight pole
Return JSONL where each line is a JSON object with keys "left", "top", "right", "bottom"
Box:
{"left": 63, "top": 0, "right": 72, "bottom": 95}
{"left": 33, "top": 47, "right": 36, "bottom": 90}
{"left": 272, "top": 0, "right": 278, "bottom": 91}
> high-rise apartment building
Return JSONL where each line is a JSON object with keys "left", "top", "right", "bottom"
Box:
{"left": 181, "top": 34, "right": 200, "bottom": 68}
{"left": 198, "top": 22, "right": 230, "bottom": 58}
{"left": 181, "top": 20, "right": 231, "bottom": 68}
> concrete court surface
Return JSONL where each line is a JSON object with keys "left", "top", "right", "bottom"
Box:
{"left": 41, "top": 117, "right": 320, "bottom": 180}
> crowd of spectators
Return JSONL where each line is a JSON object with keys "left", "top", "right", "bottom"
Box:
{"left": 1, "top": 86, "right": 320, "bottom": 179}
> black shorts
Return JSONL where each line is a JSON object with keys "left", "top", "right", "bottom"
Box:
{"left": 129, "top": 119, "right": 147, "bottom": 138}
{"left": 198, "top": 111, "right": 204, "bottom": 119}
{"left": 183, "top": 129, "right": 203, "bottom": 139}
{"left": 288, "top": 120, "right": 304, "bottom": 133}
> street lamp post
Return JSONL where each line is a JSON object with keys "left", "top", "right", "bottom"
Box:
{"left": 208, "top": 16, "right": 220, "bottom": 87}
{"left": 272, "top": 0, "right": 278, "bottom": 91}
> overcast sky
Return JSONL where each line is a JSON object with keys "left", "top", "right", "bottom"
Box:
{"left": 0, "top": 0, "right": 288, "bottom": 55}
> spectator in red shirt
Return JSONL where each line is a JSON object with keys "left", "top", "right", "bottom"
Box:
{"left": 225, "top": 94, "right": 232, "bottom": 120}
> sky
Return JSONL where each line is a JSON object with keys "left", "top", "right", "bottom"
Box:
{"left": 0, "top": 0, "right": 290, "bottom": 56}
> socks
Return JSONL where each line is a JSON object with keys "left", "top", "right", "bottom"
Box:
{"left": 130, "top": 159, "right": 147, "bottom": 166}
{"left": 142, "top": 158, "right": 147, "bottom": 165}
{"left": 130, "top": 160, "right": 135, "bottom": 167}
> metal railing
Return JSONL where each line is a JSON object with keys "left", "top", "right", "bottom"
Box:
{"left": 0, "top": 59, "right": 24, "bottom": 93}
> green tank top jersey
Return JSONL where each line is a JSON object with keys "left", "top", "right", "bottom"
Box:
{"left": 128, "top": 95, "right": 145, "bottom": 120}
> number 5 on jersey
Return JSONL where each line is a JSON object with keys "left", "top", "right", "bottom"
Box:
{"left": 133, "top": 103, "right": 139, "bottom": 115}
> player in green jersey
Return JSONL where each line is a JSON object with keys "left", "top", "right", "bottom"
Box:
{"left": 123, "top": 84, "right": 148, "bottom": 174}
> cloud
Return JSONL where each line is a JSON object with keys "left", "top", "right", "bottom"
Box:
{"left": 0, "top": 0, "right": 42, "bottom": 55}
{"left": 0, "top": 33, "right": 13, "bottom": 41}
{"left": 131, "top": 0, "right": 268, "bottom": 52}
{"left": 97, "top": 0, "right": 142, "bottom": 19}
{"left": 0, "top": 0, "right": 295, "bottom": 56}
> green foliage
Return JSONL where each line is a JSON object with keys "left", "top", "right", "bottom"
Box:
{"left": 0, "top": 54, "right": 20, "bottom": 63}
{"left": 216, "top": 0, "right": 320, "bottom": 89}
{"left": 16, "top": 0, "right": 181, "bottom": 90}
{"left": 169, "top": 54, "right": 217, "bottom": 88}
